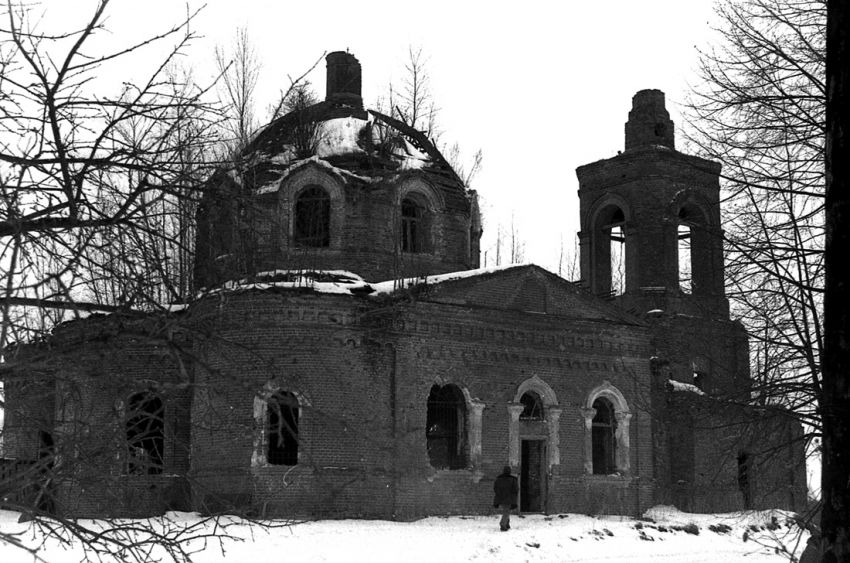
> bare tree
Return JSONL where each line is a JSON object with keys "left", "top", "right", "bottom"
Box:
{"left": 444, "top": 143, "right": 483, "bottom": 189}
{"left": 557, "top": 234, "right": 580, "bottom": 281}
{"left": 683, "top": 1, "right": 850, "bottom": 558}
{"left": 509, "top": 213, "right": 525, "bottom": 264}
{"left": 267, "top": 54, "right": 326, "bottom": 122}
{"left": 686, "top": 0, "right": 825, "bottom": 463}
{"left": 0, "top": 1, "right": 239, "bottom": 559}
{"left": 821, "top": 0, "right": 850, "bottom": 559}
{"left": 392, "top": 46, "right": 439, "bottom": 140}
{"left": 214, "top": 27, "right": 260, "bottom": 156}
{"left": 482, "top": 215, "right": 525, "bottom": 268}
{"left": 281, "top": 82, "right": 321, "bottom": 159}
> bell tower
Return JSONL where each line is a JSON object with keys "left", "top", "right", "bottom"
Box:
{"left": 575, "top": 89, "right": 727, "bottom": 317}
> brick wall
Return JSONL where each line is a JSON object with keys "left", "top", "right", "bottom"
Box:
{"left": 3, "top": 274, "right": 804, "bottom": 519}
{"left": 196, "top": 163, "right": 476, "bottom": 288}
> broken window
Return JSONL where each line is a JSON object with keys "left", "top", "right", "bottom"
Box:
{"left": 737, "top": 452, "right": 753, "bottom": 509}
{"left": 267, "top": 391, "right": 299, "bottom": 466}
{"left": 519, "top": 391, "right": 544, "bottom": 420}
{"left": 591, "top": 397, "right": 617, "bottom": 475}
{"left": 126, "top": 392, "right": 164, "bottom": 475}
{"left": 401, "top": 197, "right": 428, "bottom": 253}
{"left": 294, "top": 185, "right": 330, "bottom": 247}
{"left": 426, "top": 384, "right": 466, "bottom": 469}
{"left": 678, "top": 220, "right": 692, "bottom": 294}
{"left": 36, "top": 430, "right": 55, "bottom": 513}
{"left": 691, "top": 357, "right": 708, "bottom": 391}
{"left": 693, "top": 370, "right": 706, "bottom": 390}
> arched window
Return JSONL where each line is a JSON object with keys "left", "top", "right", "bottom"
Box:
{"left": 519, "top": 391, "right": 544, "bottom": 420}
{"left": 267, "top": 391, "right": 299, "bottom": 466}
{"left": 591, "top": 398, "right": 616, "bottom": 475}
{"left": 426, "top": 384, "right": 466, "bottom": 469}
{"left": 294, "top": 185, "right": 330, "bottom": 247}
{"left": 126, "top": 391, "right": 164, "bottom": 475}
{"left": 582, "top": 381, "right": 631, "bottom": 476}
{"left": 591, "top": 204, "right": 627, "bottom": 296}
{"left": 401, "top": 197, "right": 429, "bottom": 253}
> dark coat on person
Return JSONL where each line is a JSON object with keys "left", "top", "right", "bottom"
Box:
{"left": 493, "top": 468, "right": 519, "bottom": 509}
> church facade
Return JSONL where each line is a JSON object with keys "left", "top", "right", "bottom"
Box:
{"left": 1, "top": 52, "right": 806, "bottom": 519}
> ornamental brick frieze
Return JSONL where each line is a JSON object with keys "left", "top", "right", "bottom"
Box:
{"left": 216, "top": 304, "right": 359, "bottom": 328}
{"left": 394, "top": 317, "right": 642, "bottom": 356}
{"left": 412, "top": 344, "right": 630, "bottom": 372}
{"left": 205, "top": 331, "right": 358, "bottom": 353}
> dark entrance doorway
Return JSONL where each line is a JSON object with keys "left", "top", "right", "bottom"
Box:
{"left": 520, "top": 439, "right": 547, "bottom": 512}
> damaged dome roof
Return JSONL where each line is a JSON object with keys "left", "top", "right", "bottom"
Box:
{"left": 239, "top": 51, "right": 463, "bottom": 191}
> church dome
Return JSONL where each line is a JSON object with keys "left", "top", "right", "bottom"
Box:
{"left": 194, "top": 52, "right": 481, "bottom": 289}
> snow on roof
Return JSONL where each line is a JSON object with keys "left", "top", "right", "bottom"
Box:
{"left": 199, "top": 265, "right": 539, "bottom": 299}
{"left": 255, "top": 156, "right": 372, "bottom": 195}
{"left": 395, "top": 136, "right": 428, "bottom": 170}
{"left": 202, "top": 270, "right": 372, "bottom": 296}
{"left": 316, "top": 116, "right": 367, "bottom": 158}
{"left": 246, "top": 112, "right": 437, "bottom": 195}
{"left": 370, "top": 263, "right": 532, "bottom": 295}
{"left": 667, "top": 379, "right": 706, "bottom": 396}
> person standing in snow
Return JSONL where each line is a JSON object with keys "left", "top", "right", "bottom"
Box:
{"left": 493, "top": 465, "right": 518, "bottom": 531}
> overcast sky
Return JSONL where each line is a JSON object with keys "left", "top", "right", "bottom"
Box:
{"left": 44, "top": 0, "right": 721, "bottom": 275}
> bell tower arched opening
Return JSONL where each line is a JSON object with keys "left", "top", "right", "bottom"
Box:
{"left": 677, "top": 201, "right": 715, "bottom": 296}
{"left": 588, "top": 203, "right": 629, "bottom": 297}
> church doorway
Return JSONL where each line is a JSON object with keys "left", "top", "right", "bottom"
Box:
{"left": 520, "top": 439, "right": 547, "bottom": 512}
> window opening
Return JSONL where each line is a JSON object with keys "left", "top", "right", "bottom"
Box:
{"left": 426, "top": 384, "right": 466, "bottom": 469}
{"left": 737, "top": 452, "right": 753, "bottom": 509}
{"left": 610, "top": 224, "right": 625, "bottom": 295}
{"left": 36, "top": 430, "right": 55, "bottom": 513}
{"left": 267, "top": 391, "right": 299, "bottom": 465}
{"left": 401, "top": 198, "right": 427, "bottom": 253}
{"left": 678, "top": 223, "right": 692, "bottom": 293}
{"left": 126, "top": 392, "right": 164, "bottom": 475}
{"left": 591, "top": 398, "right": 616, "bottom": 474}
{"left": 294, "top": 186, "right": 330, "bottom": 247}
{"left": 519, "top": 392, "right": 544, "bottom": 420}
{"left": 600, "top": 207, "right": 626, "bottom": 296}
{"left": 693, "top": 370, "right": 705, "bottom": 390}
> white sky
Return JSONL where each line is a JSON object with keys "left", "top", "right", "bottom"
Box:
{"left": 36, "top": 0, "right": 721, "bottom": 273}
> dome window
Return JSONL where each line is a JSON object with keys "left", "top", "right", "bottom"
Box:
{"left": 401, "top": 196, "right": 429, "bottom": 253}
{"left": 294, "top": 186, "right": 331, "bottom": 247}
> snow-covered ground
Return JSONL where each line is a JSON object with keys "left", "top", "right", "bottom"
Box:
{"left": 0, "top": 506, "right": 809, "bottom": 563}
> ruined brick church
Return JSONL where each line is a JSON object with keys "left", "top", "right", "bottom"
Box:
{"left": 1, "top": 52, "right": 806, "bottom": 519}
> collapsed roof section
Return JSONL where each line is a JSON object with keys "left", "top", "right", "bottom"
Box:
{"left": 236, "top": 51, "right": 466, "bottom": 203}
